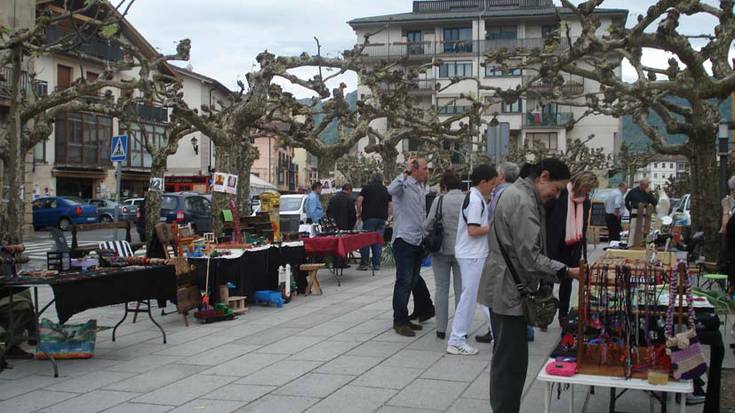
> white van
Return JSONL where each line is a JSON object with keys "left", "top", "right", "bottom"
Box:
{"left": 279, "top": 194, "right": 309, "bottom": 234}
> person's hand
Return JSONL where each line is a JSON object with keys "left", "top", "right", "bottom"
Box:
{"left": 405, "top": 158, "right": 417, "bottom": 175}
{"left": 567, "top": 267, "right": 581, "bottom": 280}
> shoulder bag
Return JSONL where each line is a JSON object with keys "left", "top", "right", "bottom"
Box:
{"left": 423, "top": 195, "right": 444, "bottom": 253}
{"left": 494, "top": 225, "right": 559, "bottom": 328}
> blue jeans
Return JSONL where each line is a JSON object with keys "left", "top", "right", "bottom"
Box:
{"left": 360, "top": 218, "right": 385, "bottom": 268}
{"left": 392, "top": 238, "right": 431, "bottom": 325}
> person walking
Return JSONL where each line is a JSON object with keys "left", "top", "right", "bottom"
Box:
{"left": 388, "top": 158, "right": 434, "bottom": 337}
{"left": 447, "top": 164, "right": 498, "bottom": 355}
{"left": 605, "top": 182, "right": 627, "bottom": 242}
{"left": 423, "top": 170, "right": 465, "bottom": 339}
{"left": 357, "top": 173, "right": 392, "bottom": 271}
{"left": 305, "top": 182, "right": 324, "bottom": 224}
{"left": 545, "top": 171, "right": 598, "bottom": 327}
{"left": 625, "top": 178, "right": 657, "bottom": 243}
{"left": 478, "top": 159, "right": 580, "bottom": 413}
{"left": 476, "top": 162, "right": 520, "bottom": 344}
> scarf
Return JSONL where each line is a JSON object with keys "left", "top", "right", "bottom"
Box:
{"left": 565, "top": 183, "right": 585, "bottom": 246}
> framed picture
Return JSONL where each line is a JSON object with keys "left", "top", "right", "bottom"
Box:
{"left": 149, "top": 177, "right": 164, "bottom": 192}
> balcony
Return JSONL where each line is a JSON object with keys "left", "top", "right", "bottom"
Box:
{"left": 359, "top": 37, "right": 573, "bottom": 60}
{"left": 0, "top": 67, "right": 48, "bottom": 101}
{"left": 45, "top": 26, "right": 124, "bottom": 62}
{"left": 524, "top": 77, "right": 585, "bottom": 96}
{"left": 435, "top": 104, "right": 474, "bottom": 115}
{"left": 524, "top": 112, "right": 574, "bottom": 128}
{"left": 412, "top": 0, "right": 553, "bottom": 12}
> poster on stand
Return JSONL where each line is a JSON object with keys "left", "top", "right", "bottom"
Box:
{"left": 213, "top": 173, "right": 237, "bottom": 195}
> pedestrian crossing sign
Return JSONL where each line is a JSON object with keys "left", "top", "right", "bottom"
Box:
{"left": 110, "top": 135, "right": 128, "bottom": 162}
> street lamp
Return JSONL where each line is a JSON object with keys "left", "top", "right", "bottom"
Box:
{"left": 718, "top": 120, "right": 730, "bottom": 197}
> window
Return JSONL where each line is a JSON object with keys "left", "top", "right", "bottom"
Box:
{"left": 541, "top": 25, "right": 558, "bottom": 39}
{"left": 54, "top": 112, "right": 112, "bottom": 167}
{"left": 437, "top": 104, "right": 470, "bottom": 115}
{"left": 439, "top": 61, "right": 472, "bottom": 78}
{"left": 120, "top": 122, "right": 166, "bottom": 168}
{"left": 86, "top": 71, "right": 99, "bottom": 82}
{"left": 485, "top": 65, "right": 521, "bottom": 77}
{"left": 406, "top": 31, "right": 423, "bottom": 55}
{"left": 654, "top": 163, "right": 658, "bottom": 168}
{"left": 486, "top": 25, "right": 517, "bottom": 40}
{"left": 57, "top": 65, "right": 72, "bottom": 90}
{"left": 527, "top": 132, "right": 558, "bottom": 150}
{"left": 443, "top": 27, "right": 473, "bottom": 53}
{"left": 33, "top": 142, "right": 46, "bottom": 163}
{"left": 654, "top": 173, "right": 658, "bottom": 178}
{"left": 161, "top": 196, "right": 178, "bottom": 210}
{"left": 669, "top": 163, "right": 674, "bottom": 169}
{"left": 185, "top": 196, "right": 209, "bottom": 214}
{"left": 502, "top": 98, "right": 522, "bottom": 113}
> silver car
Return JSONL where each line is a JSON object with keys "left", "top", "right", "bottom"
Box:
{"left": 87, "top": 199, "right": 137, "bottom": 222}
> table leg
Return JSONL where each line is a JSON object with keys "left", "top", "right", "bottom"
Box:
{"left": 145, "top": 299, "right": 167, "bottom": 344}
{"left": 545, "top": 382, "right": 551, "bottom": 413}
{"left": 609, "top": 388, "right": 615, "bottom": 413}
{"left": 570, "top": 384, "right": 574, "bottom": 413}
{"left": 679, "top": 393, "right": 685, "bottom": 413}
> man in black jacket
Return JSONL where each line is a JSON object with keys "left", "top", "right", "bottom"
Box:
{"left": 624, "top": 178, "right": 658, "bottom": 213}
{"left": 327, "top": 184, "right": 357, "bottom": 230}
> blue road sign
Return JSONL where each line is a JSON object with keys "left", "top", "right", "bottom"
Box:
{"left": 110, "top": 135, "right": 128, "bottom": 162}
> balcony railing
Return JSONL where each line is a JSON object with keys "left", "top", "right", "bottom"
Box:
{"left": 359, "top": 38, "right": 573, "bottom": 59}
{"left": 524, "top": 77, "right": 585, "bottom": 96}
{"left": 0, "top": 67, "right": 49, "bottom": 100}
{"left": 45, "top": 26, "right": 124, "bottom": 62}
{"left": 524, "top": 112, "right": 574, "bottom": 128}
{"left": 412, "top": 0, "right": 553, "bottom": 13}
{"left": 435, "top": 105, "right": 474, "bottom": 115}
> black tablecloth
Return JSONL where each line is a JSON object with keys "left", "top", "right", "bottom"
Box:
{"left": 190, "top": 244, "right": 306, "bottom": 303}
{"left": 1, "top": 265, "right": 177, "bottom": 324}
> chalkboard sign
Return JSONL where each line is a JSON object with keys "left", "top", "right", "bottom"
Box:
{"left": 589, "top": 201, "right": 607, "bottom": 227}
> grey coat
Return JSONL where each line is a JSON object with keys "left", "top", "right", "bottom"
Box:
{"left": 423, "top": 189, "right": 465, "bottom": 257}
{"left": 478, "top": 178, "right": 566, "bottom": 316}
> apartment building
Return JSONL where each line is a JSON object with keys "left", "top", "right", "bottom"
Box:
{"left": 634, "top": 155, "right": 689, "bottom": 191}
{"left": 348, "top": 0, "right": 627, "bottom": 161}
{"left": 252, "top": 126, "right": 299, "bottom": 194}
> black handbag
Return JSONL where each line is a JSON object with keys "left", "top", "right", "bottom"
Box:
{"left": 494, "top": 228, "right": 559, "bottom": 328}
{"left": 422, "top": 196, "right": 444, "bottom": 253}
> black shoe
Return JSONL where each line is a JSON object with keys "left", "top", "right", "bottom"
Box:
{"left": 394, "top": 324, "right": 416, "bottom": 337}
{"left": 418, "top": 308, "right": 435, "bottom": 323}
{"left": 5, "top": 346, "right": 33, "bottom": 359}
{"left": 408, "top": 312, "right": 419, "bottom": 321}
{"left": 407, "top": 321, "right": 423, "bottom": 331}
{"left": 436, "top": 331, "right": 446, "bottom": 339}
{"left": 527, "top": 334, "right": 535, "bottom": 342}
{"left": 475, "top": 330, "right": 494, "bottom": 343}
{"left": 357, "top": 264, "right": 370, "bottom": 271}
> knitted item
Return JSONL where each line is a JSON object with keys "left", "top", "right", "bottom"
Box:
{"left": 665, "top": 265, "right": 707, "bottom": 380}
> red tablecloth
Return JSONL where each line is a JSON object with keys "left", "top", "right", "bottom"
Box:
{"left": 302, "top": 232, "right": 383, "bottom": 258}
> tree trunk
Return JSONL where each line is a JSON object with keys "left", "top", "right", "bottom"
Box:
{"left": 380, "top": 147, "right": 400, "bottom": 180}
{"left": 144, "top": 158, "right": 166, "bottom": 242}
{"left": 235, "top": 143, "right": 257, "bottom": 217}
{"left": 0, "top": 159, "right": 5, "bottom": 244}
{"left": 5, "top": 110, "right": 24, "bottom": 244}
{"left": 211, "top": 145, "right": 237, "bottom": 237}
{"left": 686, "top": 136, "right": 720, "bottom": 260}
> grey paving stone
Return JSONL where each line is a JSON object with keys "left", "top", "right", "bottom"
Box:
{"left": 236, "top": 360, "right": 322, "bottom": 386}
{"left": 182, "top": 344, "right": 262, "bottom": 366}
{"left": 304, "top": 385, "right": 396, "bottom": 413}
{"left": 374, "top": 406, "right": 436, "bottom": 413}
{"left": 253, "top": 335, "right": 324, "bottom": 355}
{"left": 201, "top": 384, "right": 275, "bottom": 402}
{"left": 200, "top": 352, "right": 288, "bottom": 377}
{"left": 43, "top": 389, "right": 138, "bottom": 413}
{"left": 0, "top": 390, "right": 77, "bottom": 413}
{"left": 236, "top": 327, "right": 304, "bottom": 346}
{"left": 420, "top": 354, "right": 488, "bottom": 382}
{"left": 45, "top": 370, "right": 136, "bottom": 393}
{"left": 462, "top": 368, "right": 489, "bottom": 400}
{"left": 382, "top": 349, "right": 444, "bottom": 369}
{"left": 299, "top": 321, "right": 354, "bottom": 337}
{"left": 274, "top": 373, "right": 355, "bottom": 398}
{"left": 345, "top": 341, "right": 408, "bottom": 359}
{"left": 154, "top": 326, "right": 224, "bottom": 345}
{"left": 132, "top": 374, "right": 237, "bottom": 406}
{"left": 233, "top": 395, "right": 319, "bottom": 413}
{"left": 315, "top": 355, "right": 383, "bottom": 376}
{"left": 0, "top": 374, "right": 61, "bottom": 399}
{"left": 105, "top": 354, "right": 184, "bottom": 373}
{"left": 153, "top": 335, "right": 236, "bottom": 357}
{"left": 102, "top": 402, "right": 172, "bottom": 413}
{"left": 165, "top": 398, "right": 247, "bottom": 413}
{"left": 288, "top": 340, "right": 360, "bottom": 362}
{"left": 95, "top": 343, "right": 167, "bottom": 361}
{"left": 446, "top": 397, "right": 491, "bottom": 413}
{"left": 352, "top": 366, "right": 423, "bottom": 390}
{"left": 104, "top": 363, "right": 207, "bottom": 393}
{"left": 38, "top": 358, "right": 122, "bottom": 378}
{"left": 387, "top": 379, "right": 467, "bottom": 411}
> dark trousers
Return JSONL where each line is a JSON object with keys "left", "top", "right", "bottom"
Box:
{"left": 558, "top": 277, "right": 573, "bottom": 320}
{"left": 412, "top": 274, "right": 433, "bottom": 316}
{"left": 392, "top": 238, "right": 431, "bottom": 325}
{"left": 696, "top": 329, "right": 724, "bottom": 413}
{"left": 605, "top": 213, "right": 621, "bottom": 241}
{"left": 490, "top": 312, "right": 528, "bottom": 413}
{"left": 360, "top": 218, "right": 386, "bottom": 268}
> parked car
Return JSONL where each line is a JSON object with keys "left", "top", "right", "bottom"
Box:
{"left": 670, "top": 193, "right": 691, "bottom": 227}
{"left": 159, "top": 192, "right": 212, "bottom": 234}
{"left": 32, "top": 196, "right": 98, "bottom": 230}
{"left": 279, "top": 194, "right": 308, "bottom": 234}
{"left": 85, "top": 199, "right": 137, "bottom": 222}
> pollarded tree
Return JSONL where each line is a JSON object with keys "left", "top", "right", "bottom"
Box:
{"left": 0, "top": 0, "right": 189, "bottom": 243}
{"left": 528, "top": 0, "right": 735, "bottom": 257}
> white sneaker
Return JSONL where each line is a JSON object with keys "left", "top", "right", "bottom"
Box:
{"left": 447, "top": 343, "right": 479, "bottom": 355}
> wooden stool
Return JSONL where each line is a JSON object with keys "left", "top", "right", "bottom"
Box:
{"left": 228, "top": 296, "right": 248, "bottom": 315}
{"left": 301, "top": 263, "right": 325, "bottom": 296}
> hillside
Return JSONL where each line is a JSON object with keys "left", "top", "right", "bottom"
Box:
{"left": 300, "top": 90, "right": 358, "bottom": 144}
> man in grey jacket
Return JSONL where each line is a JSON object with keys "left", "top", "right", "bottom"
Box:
{"left": 478, "top": 159, "right": 580, "bottom": 413}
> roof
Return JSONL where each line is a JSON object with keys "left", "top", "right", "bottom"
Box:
{"left": 171, "top": 65, "right": 233, "bottom": 97}
{"left": 649, "top": 154, "right": 688, "bottom": 162}
{"left": 348, "top": 6, "right": 628, "bottom": 26}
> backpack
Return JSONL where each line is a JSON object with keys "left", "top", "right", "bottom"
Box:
{"left": 461, "top": 191, "right": 486, "bottom": 224}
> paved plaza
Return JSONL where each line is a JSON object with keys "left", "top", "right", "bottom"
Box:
{"left": 0, "top": 246, "right": 731, "bottom": 412}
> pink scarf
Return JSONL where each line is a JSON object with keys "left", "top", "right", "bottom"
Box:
{"left": 565, "top": 183, "right": 585, "bottom": 246}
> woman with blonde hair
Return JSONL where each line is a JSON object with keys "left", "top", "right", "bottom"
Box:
{"left": 545, "top": 170, "right": 599, "bottom": 326}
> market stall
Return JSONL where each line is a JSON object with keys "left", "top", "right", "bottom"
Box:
{"left": 301, "top": 231, "right": 383, "bottom": 285}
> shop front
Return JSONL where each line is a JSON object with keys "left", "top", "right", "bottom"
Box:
{"left": 165, "top": 175, "right": 209, "bottom": 193}
{"left": 53, "top": 168, "right": 109, "bottom": 199}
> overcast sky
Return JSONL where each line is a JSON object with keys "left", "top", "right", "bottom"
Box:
{"left": 125, "top": 0, "right": 719, "bottom": 97}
